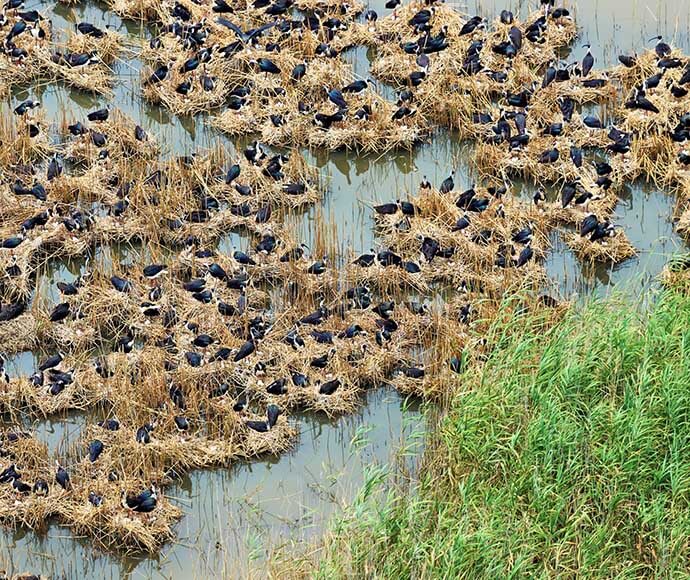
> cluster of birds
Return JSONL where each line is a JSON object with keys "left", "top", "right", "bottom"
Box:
{"left": 0, "top": 455, "right": 158, "bottom": 514}
{"left": 0, "top": 1, "right": 47, "bottom": 65}
{"left": 372, "top": 175, "right": 537, "bottom": 270}
{"left": 3, "top": 0, "right": 690, "bottom": 558}
{"left": 0, "top": 103, "right": 322, "bottom": 296}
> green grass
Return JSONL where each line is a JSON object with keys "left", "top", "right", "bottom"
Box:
{"left": 316, "top": 289, "right": 690, "bottom": 578}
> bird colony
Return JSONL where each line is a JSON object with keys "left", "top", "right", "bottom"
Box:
{"left": 0, "top": 0, "right": 689, "bottom": 558}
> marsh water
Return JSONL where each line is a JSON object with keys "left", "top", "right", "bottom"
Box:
{"left": 2, "top": 0, "right": 690, "bottom": 577}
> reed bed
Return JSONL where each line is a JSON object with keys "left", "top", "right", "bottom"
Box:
{"left": 2, "top": 0, "right": 690, "bottom": 561}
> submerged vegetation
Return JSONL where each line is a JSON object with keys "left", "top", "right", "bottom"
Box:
{"left": 315, "top": 280, "right": 690, "bottom": 578}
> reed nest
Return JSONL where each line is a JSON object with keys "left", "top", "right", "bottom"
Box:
{"left": 66, "top": 28, "right": 125, "bottom": 65}
{"left": 659, "top": 255, "right": 690, "bottom": 292}
{"left": 62, "top": 109, "right": 159, "bottom": 165}
{"left": 36, "top": 44, "right": 114, "bottom": 95}
{"left": 0, "top": 108, "right": 56, "bottom": 166}
{"left": 0, "top": 15, "right": 52, "bottom": 94}
{"left": 565, "top": 229, "right": 637, "bottom": 264}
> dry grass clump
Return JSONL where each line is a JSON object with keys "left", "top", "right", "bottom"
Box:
{"left": 66, "top": 28, "right": 124, "bottom": 64}
{"left": 0, "top": 313, "right": 39, "bottom": 356}
{"left": 36, "top": 38, "right": 115, "bottom": 95}
{"left": 107, "top": 0, "right": 160, "bottom": 21}
{"left": 0, "top": 108, "right": 56, "bottom": 166}
{"left": 62, "top": 109, "right": 159, "bottom": 165}
{"left": 659, "top": 255, "right": 690, "bottom": 292}
{"left": 565, "top": 229, "right": 637, "bottom": 264}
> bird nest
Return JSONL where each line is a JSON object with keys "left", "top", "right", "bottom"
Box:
{"left": 65, "top": 29, "right": 125, "bottom": 65}
{"left": 564, "top": 229, "right": 637, "bottom": 264}
{"left": 62, "top": 109, "right": 159, "bottom": 165}
{"left": 659, "top": 255, "right": 690, "bottom": 292}
{"left": 36, "top": 50, "right": 114, "bottom": 96}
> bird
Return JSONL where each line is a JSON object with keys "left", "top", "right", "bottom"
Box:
{"left": 57, "top": 281, "right": 79, "bottom": 295}
{"left": 192, "top": 334, "right": 217, "bottom": 348}
{"left": 512, "top": 225, "right": 533, "bottom": 244}
{"left": 0, "top": 302, "right": 25, "bottom": 322}
{"left": 401, "top": 365, "right": 425, "bottom": 379}
{"left": 143, "top": 264, "right": 167, "bottom": 279}
{"left": 234, "top": 339, "right": 255, "bottom": 362}
{"left": 87, "top": 108, "right": 109, "bottom": 122}
{"left": 583, "top": 115, "right": 603, "bottom": 129}
{"left": 49, "top": 303, "right": 70, "bottom": 323}
{"left": 88, "top": 491, "right": 103, "bottom": 507}
{"left": 561, "top": 182, "right": 578, "bottom": 208}
{"left": 55, "top": 463, "right": 70, "bottom": 490}
{"left": 538, "top": 148, "right": 559, "bottom": 163}
{"left": 516, "top": 243, "right": 534, "bottom": 267}
{"left": 311, "top": 349, "right": 335, "bottom": 369}
{"left": 77, "top": 21, "right": 105, "bottom": 37}
{"left": 233, "top": 249, "right": 255, "bottom": 265}
{"left": 353, "top": 251, "right": 375, "bottom": 267}
{"left": 11, "top": 476, "right": 31, "bottom": 494}
{"left": 590, "top": 221, "right": 615, "bottom": 242}
{"left": 580, "top": 214, "right": 599, "bottom": 237}
{"left": 13, "top": 99, "right": 39, "bottom": 116}
{"left": 110, "top": 275, "right": 132, "bottom": 293}
{"left": 136, "top": 423, "right": 154, "bottom": 444}
{"left": 618, "top": 54, "right": 637, "bottom": 67}
{"left": 374, "top": 202, "right": 398, "bottom": 215}
{"left": 307, "top": 257, "right": 328, "bottom": 275}
{"left": 144, "top": 62, "right": 171, "bottom": 85}
{"left": 123, "top": 486, "right": 158, "bottom": 512}
{"left": 2, "top": 234, "right": 24, "bottom": 249}
{"left": 185, "top": 352, "right": 203, "bottom": 367}
{"left": 318, "top": 377, "right": 341, "bottom": 395}
{"left": 88, "top": 440, "right": 104, "bottom": 462}
{"left": 33, "top": 479, "right": 49, "bottom": 495}
{"left": 342, "top": 79, "right": 374, "bottom": 94}
{"left": 246, "top": 404, "right": 281, "bottom": 432}
{"left": 326, "top": 86, "right": 348, "bottom": 109}
{"left": 47, "top": 156, "right": 62, "bottom": 180}
{"left": 254, "top": 57, "right": 281, "bottom": 75}
{"left": 440, "top": 171, "right": 455, "bottom": 193}
{"left": 38, "top": 353, "right": 63, "bottom": 371}
{"left": 266, "top": 378, "right": 288, "bottom": 395}
{"left": 373, "top": 301, "right": 395, "bottom": 318}
{"left": 650, "top": 35, "right": 671, "bottom": 58}
{"left": 581, "top": 44, "right": 594, "bottom": 77}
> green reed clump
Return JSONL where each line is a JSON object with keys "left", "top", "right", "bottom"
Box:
{"left": 315, "top": 286, "right": 690, "bottom": 578}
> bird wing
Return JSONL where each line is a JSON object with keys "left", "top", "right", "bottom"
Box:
{"left": 247, "top": 21, "right": 275, "bottom": 41}
{"left": 216, "top": 18, "right": 246, "bottom": 40}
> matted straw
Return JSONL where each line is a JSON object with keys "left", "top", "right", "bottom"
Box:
{"left": 565, "top": 229, "right": 637, "bottom": 263}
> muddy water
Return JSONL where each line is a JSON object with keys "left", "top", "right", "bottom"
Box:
{"left": 2, "top": 0, "right": 690, "bottom": 576}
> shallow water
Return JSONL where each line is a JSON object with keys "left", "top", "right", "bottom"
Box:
{"left": 2, "top": 0, "right": 690, "bottom": 576}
